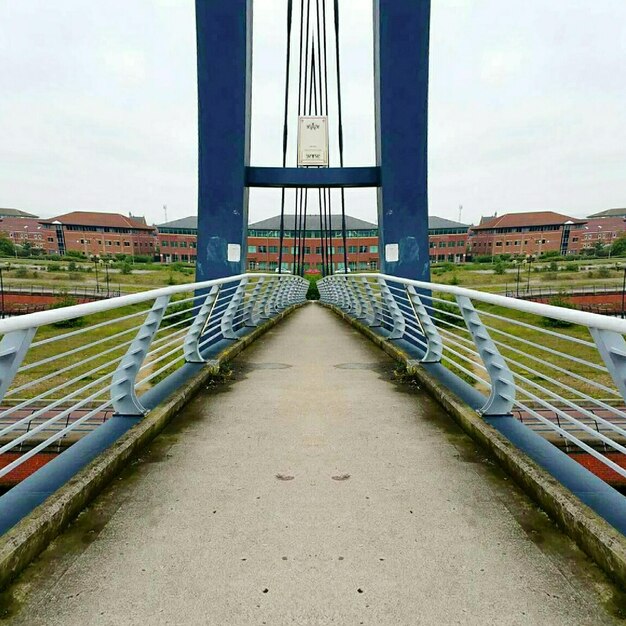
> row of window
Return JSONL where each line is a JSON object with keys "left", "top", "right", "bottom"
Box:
{"left": 160, "top": 241, "right": 197, "bottom": 248}
{"left": 429, "top": 240, "right": 465, "bottom": 248}
{"left": 248, "top": 245, "right": 377, "bottom": 254}
{"left": 248, "top": 229, "right": 378, "bottom": 238}
{"left": 248, "top": 261, "right": 379, "bottom": 271}
{"left": 77, "top": 238, "right": 154, "bottom": 248}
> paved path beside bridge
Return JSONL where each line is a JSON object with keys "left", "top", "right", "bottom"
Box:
{"left": 5, "top": 304, "right": 621, "bottom": 625}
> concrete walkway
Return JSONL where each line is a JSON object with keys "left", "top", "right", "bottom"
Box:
{"left": 6, "top": 304, "right": 620, "bottom": 625}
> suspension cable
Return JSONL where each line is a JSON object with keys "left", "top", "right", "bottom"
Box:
{"left": 333, "top": 0, "right": 349, "bottom": 273}
{"left": 277, "top": 0, "right": 294, "bottom": 275}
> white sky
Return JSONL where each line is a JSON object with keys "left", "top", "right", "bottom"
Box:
{"left": 0, "top": 0, "right": 624, "bottom": 227}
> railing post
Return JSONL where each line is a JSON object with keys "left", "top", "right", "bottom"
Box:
{"left": 406, "top": 286, "right": 442, "bottom": 363}
{"left": 221, "top": 278, "right": 249, "bottom": 339}
{"left": 183, "top": 285, "right": 220, "bottom": 363}
{"left": 0, "top": 328, "right": 37, "bottom": 404}
{"left": 455, "top": 295, "right": 515, "bottom": 416}
{"left": 111, "top": 295, "right": 170, "bottom": 416}
{"left": 378, "top": 278, "right": 405, "bottom": 339}
{"left": 590, "top": 329, "right": 626, "bottom": 401}
{"left": 347, "top": 279, "right": 366, "bottom": 318}
{"left": 244, "top": 277, "right": 266, "bottom": 327}
{"left": 361, "top": 277, "right": 382, "bottom": 326}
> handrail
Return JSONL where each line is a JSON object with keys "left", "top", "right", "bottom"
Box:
{"left": 338, "top": 273, "right": 626, "bottom": 334}
{"left": 0, "top": 272, "right": 309, "bottom": 483}
{"left": 319, "top": 273, "right": 626, "bottom": 483}
{"left": 0, "top": 273, "right": 287, "bottom": 334}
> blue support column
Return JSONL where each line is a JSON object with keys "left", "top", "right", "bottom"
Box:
{"left": 374, "top": 0, "right": 431, "bottom": 280}
{"left": 195, "top": 0, "right": 252, "bottom": 281}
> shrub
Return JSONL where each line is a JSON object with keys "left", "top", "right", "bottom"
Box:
{"left": 47, "top": 263, "right": 61, "bottom": 272}
{"left": 120, "top": 261, "right": 132, "bottom": 275}
{"left": 306, "top": 275, "right": 320, "bottom": 300}
{"left": 14, "top": 267, "right": 29, "bottom": 278}
{"left": 493, "top": 262, "right": 505, "bottom": 275}
{"left": 548, "top": 261, "right": 558, "bottom": 272}
{"left": 564, "top": 263, "right": 579, "bottom": 272}
{"left": 541, "top": 294, "right": 576, "bottom": 328}
{"left": 68, "top": 260, "right": 78, "bottom": 272}
{"left": 449, "top": 274, "right": 460, "bottom": 285}
{"left": 51, "top": 293, "right": 85, "bottom": 328}
{"left": 598, "top": 266, "right": 611, "bottom": 279}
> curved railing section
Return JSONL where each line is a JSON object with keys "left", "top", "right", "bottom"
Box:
{"left": 0, "top": 273, "right": 308, "bottom": 482}
{"left": 319, "top": 273, "right": 626, "bottom": 483}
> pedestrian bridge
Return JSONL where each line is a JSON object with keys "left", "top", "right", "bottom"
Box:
{"left": 0, "top": 273, "right": 626, "bottom": 623}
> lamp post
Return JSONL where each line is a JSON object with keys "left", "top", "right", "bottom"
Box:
{"left": 105, "top": 260, "right": 111, "bottom": 297}
{"left": 526, "top": 254, "right": 535, "bottom": 293}
{"left": 0, "top": 264, "right": 4, "bottom": 319}
{"left": 621, "top": 265, "right": 626, "bottom": 320}
{"left": 91, "top": 255, "right": 100, "bottom": 292}
{"left": 515, "top": 260, "right": 522, "bottom": 297}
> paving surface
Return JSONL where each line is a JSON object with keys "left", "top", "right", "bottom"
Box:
{"left": 5, "top": 304, "right": 622, "bottom": 625}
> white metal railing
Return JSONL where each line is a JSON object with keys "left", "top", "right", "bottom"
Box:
{"left": 319, "top": 273, "right": 626, "bottom": 480}
{"left": 0, "top": 273, "right": 308, "bottom": 480}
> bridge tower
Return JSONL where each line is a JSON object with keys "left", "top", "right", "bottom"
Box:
{"left": 195, "top": 0, "right": 431, "bottom": 281}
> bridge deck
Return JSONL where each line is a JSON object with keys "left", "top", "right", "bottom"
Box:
{"left": 6, "top": 304, "right": 619, "bottom": 624}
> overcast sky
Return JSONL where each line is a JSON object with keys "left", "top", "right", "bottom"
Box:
{"left": 0, "top": 0, "right": 624, "bottom": 227}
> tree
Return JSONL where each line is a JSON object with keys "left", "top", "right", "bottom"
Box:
{"left": 0, "top": 234, "right": 15, "bottom": 257}
{"left": 611, "top": 235, "right": 626, "bottom": 257}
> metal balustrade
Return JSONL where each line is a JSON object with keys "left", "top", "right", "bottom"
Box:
{"left": 319, "top": 273, "right": 626, "bottom": 480}
{"left": 0, "top": 273, "right": 308, "bottom": 480}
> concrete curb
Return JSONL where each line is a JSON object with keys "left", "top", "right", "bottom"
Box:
{"left": 323, "top": 302, "right": 626, "bottom": 588}
{"left": 0, "top": 303, "right": 307, "bottom": 590}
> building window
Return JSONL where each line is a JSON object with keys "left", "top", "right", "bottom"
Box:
{"left": 458, "top": 241, "right": 465, "bottom": 247}
{"left": 248, "top": 245, "right": 257, "bottom": 253}
{"left": 369, "top": 246, "right": 378, "bottom": 253}
{"left": 124, "top": 242, "right": 130, "bottom": 247}
{"left": 348, "top": 245, "right": 358, "bottom": 253}
{"left": 359, "top": 245, "right": 367, "bottom": 253}
{"left": 269, "top": 246, "right": 278, "bottom": 253}
{"left": 438, "top": 242, "right": 446, "bottom": 248}
{"left": 495, "top": 241, "right": 503, "bottom": 247}
{"left": 448, "top": 242, "right": 456, "bottom": 248}
{"left": 161, "top": 241, "right": 169, "bottom": 247}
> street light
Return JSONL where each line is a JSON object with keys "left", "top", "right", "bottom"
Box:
{"left": 526, "top": 254, "right": 535, "bottom": 293}
{"left": 621, "top": 264, "right": 626, "bottom": 319}
{"left": 91, "top": 255, "right": 100, "bottom": 292}
{"left": 0, "top": 264, "right": 5, "bottom": 319}
{"left": 515, "top": 259, "right": 522, "bottom": 297}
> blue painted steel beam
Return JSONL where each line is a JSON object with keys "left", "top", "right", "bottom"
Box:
{"left": 374, "top": 0, "right": 431, "bottom": 281}
{"left": 245, "top": 166, "right": 381, "bottom": 188}
{"left": 195, "top": 0, "right": 252, "bottom": 281}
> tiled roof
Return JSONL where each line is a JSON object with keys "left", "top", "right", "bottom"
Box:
{"left": 42, "top": 211, "right": 154, "bottom": 230}
{"left": 248, "top": 214, "right": 378, "bottom": 231}
{"left": 471, "top": 211, "right": 586, "bottom": 231}
{"left": 428, "top": 216, "right": 468, "bottom": 230}
{"left": 0, "top": 207, "right": 38, "bottom": 218}
{"left": 587, "top": 208, "right": 626, "bottom": 218}
{"left": 157, "top": 216, "right": 198, "bottom": 230}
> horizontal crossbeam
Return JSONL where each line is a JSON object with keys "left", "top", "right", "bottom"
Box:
{"left": 245, "top": 166, "right": 380, "bottom": 188}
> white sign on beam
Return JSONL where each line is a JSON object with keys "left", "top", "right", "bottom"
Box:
{"left": 297, "top": 116, "right": 329, "bottom": 167}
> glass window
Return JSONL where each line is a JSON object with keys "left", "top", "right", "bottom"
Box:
{"left": 369, "top": 246, "right": 378, "bottom": 253}
{"left": 248, "top": 245, "right": 257, "bottom": 253}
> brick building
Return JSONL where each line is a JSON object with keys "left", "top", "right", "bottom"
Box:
{"left": 0, "top": 216, "right": 59, "bottom": 255}
{"left": 156, "top": 217, "right": 198, "bottom": 263}
{"left": 469, "top": 212, "right": 588, "bottom": 258}
{"left": 247, "top": 214, "right": 379, "bottom": 272}
{"left": 39, "top": 212, "right": 156, "bottom": 258}
{"left": 428, "top": 217, "right": 469, "bottom": 263}
{"left": 567, "top": 216, "right": 626, "bottom": 254}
